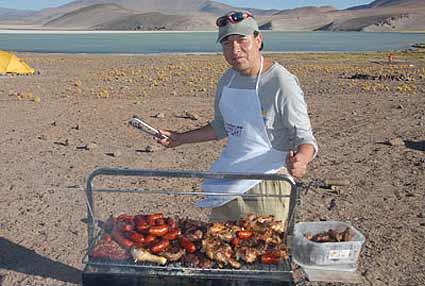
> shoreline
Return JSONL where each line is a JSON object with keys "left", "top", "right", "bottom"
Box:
{"left": 13, "top": 50, "right": 403, "bottom": 56}
{"left": 0, "top": 29, "right": 424, "bottom": 34}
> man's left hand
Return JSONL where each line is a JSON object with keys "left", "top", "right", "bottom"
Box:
{"left": 286, "top": 150, "right": 310, "bottom": 178}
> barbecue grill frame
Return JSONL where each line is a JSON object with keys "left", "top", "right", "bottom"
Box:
{"left": 83, "top": 168, "right": 298, "bottom": 285}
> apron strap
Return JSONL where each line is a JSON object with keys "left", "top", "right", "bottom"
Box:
{"left": 256, "top": 56, "right": 264, "bottom": 92}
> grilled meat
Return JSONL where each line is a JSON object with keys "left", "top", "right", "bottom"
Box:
{"left": 306, "top": 227, "right": 352, "bottom": 243}
{"left": 185, "top": 228, "right": 204, "bottom": 241}
{"left": 163, "top": 247, "right": 186, "bottom": 262}
{"left": 131, "top": 247, "right": 167, "bottom": 265}
{"left": 94, "top": 213, "right": 289, "bottom": 269}
{"left": 235, "top": 247, "right": 259, "bottom": 263}
{"left": 90, "top": 238, "right": 130, "bottom": 260}
{"left": 182, "top": 253, "right": 200, "bottom": 267}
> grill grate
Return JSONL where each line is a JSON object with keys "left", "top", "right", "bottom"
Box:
{"left": 82, "top": 168, "right": 297, "bottom": 285}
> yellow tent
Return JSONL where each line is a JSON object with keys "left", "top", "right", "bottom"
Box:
{"left": 0, "top": 50, "right": 35, "bottom": 74}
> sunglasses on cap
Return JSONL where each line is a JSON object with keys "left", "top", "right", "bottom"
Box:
{"left": 216, "top": 12, "right": 254, "bottom": 27}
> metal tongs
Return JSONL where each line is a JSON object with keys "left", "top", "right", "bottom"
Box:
{"left": 128, "top": 115, "right": 169, "bottom": 140}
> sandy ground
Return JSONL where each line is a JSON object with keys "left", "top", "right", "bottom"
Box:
{"left": 0, "top": 51, "right": 424, "bottom": 286}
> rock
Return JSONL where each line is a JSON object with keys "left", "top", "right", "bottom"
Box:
{"left": 151, "top": 112, "right": 165, "bottom": 118}
{"left": 87, "top": 143, "right": 97, "bottom": 150}
{"left": 136, "top": 145, "right": 155, "bottom": 153}
{"left": 388, "top": 138, "right": 405, "bottom": 146}
{"left": 175, "top": 110, "right": 198, "bottom": 121}
{"left": 54, "top": 139, "right": 69, "bottom": 147}
{"left": 71, "top": 124, "right": 80, "bottom": 130}
{"left": 108, "top": 150, "right": 122, "bottom": 157}
{"left": 33, "top": 96, "right": 41, "bottom": 103}
{"left": 77, "top": 143, "right": 97, "bottom": 150}
{"left": 327, "top": 199, "right": 337, "bottom": 211}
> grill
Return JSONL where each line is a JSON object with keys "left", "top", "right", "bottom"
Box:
{"left": 82, "top": 168, "right": 298, "bottom": 286}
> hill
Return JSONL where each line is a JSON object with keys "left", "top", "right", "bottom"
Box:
{"left": 0, "top": 0, "right": 424, "bottom": 31}
{"left": 43, "top": 4, "right": 133, "bottom": 29}
{"left": 93, "top": 11, "right": 216, "bottom": 31}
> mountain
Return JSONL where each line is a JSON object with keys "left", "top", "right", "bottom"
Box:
{"left": 43, "top": 4, "right": 133, "bottom": 28}
{"left": 348, "top": 0, "right": 423, "bottom": 10}
{"left": 317, "top": 0, "right": 425, "bottom": 31}
{"left": 93, "top": 11, "right": 216, "bottom": 30}
{"left": 0, "top": 7, "right": 35, "bottom": 22}
{"left": 265, "top": 0, "right": 425, "bottom": 32}
{"left": 259, "top": 6, "right": 338, "bottom": 31}
{"left": 0, "top": 0, "right": 424, "bottom": 32}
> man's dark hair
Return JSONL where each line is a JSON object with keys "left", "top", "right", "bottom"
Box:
{"left": 253, "top": 31, "right": 264, "bottom": 51}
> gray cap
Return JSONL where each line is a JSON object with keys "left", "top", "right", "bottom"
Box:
{"left": 216, "top": 11, "right": 259, "bottom": 43}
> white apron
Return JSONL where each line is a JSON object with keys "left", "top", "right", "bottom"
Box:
{"left": 198, "top": 57, "right": 288, "bottom": 208}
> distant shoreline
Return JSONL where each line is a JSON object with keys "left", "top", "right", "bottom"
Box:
{"left": 0, "top": 29, "right": 216, "bottom": 34}
{"left": 0, "top": 29, "right": 424, "bottom": 34}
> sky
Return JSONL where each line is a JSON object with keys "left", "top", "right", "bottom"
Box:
{"left": 0, "top": 0, "right": 373, "bottom": 11}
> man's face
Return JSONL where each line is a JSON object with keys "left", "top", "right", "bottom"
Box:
{"left": 221, "top": 33, "right": 262, "bottom": 76}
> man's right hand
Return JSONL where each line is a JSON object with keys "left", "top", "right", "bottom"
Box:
{"left": 156, "top": 130, "right": 183, "bottom": 148}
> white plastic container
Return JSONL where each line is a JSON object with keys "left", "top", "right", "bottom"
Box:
{"left": 292, "top": 221, "right": 365, "bottom": 272}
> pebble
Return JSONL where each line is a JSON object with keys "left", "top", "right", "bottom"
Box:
{"left": 77, "top": 143, "right": 97, "bottom": 150}
{"left": 86, "top": 143, "right": 97, "bottom": 150}
{"left": 54, "top": 139, "right": 69, "bottom": 147}
{"left": 151, "top": 112, "right": 165, "bottom": 118}
{"left": 182, "top": 111, "right": 198, "bottom": 120}
{"left": 328, "top": 199, "right": 337, "bottom": 211}
{"left": 112, "top": 150, "right": 122, "bottom": 157}
{"left": 71, "top": 124, "right": 80, "bottom": 130}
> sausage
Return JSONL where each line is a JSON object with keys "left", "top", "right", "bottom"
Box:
{"left": 112, "top": 229, "right": 133, "bottom": 250}
{"left": 178, "top": 236, "right": 196, "bottom": 253}
{"left": 155, "top": 218, "right": 166, "bottom": 226}
{"left": 167, "top": 218, "right": 178, "bottom": 230}
{"left": 148, "top": 213, "right": 164, "bottom": 226}
{"left": 163, "top": 228, "right": 181, "bottom": 240}
{"left": 237, "top": 230, "right": 253, "bottom": 239}
{"left": 150, "top": 238, "right": 170, "bottom": 254}
{"left": 149, "top": 225, "right": 169, "bottom": 237}
{"left": 134, "top": 215, "right": 147, "bottom": 226}
{"left": 121, "top": 223, "right": 134, "bottom": 232}
{"left": 261, "top": 253, "right": 279, "bottom": 265}
{"left": 135, "top": 216, "right": 150, "bottom": 233}
{"left": 136, "top": 224, "right": 150, "bottom": 233}
{"left": 143, "top": 234, "right": 157, "bottom": 246}
{"left": 126, "top": 231, "right": 144, "bottom": 243}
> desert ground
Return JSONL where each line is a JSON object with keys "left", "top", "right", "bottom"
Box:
{"left": 0, "top": 50, "right": 424, "bottom": 286}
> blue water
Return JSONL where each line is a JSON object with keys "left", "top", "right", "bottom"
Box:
{"left": 0, "top": 31, "right": 424, "bottom": 54}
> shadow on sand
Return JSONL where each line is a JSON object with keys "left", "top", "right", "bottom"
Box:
{"left": 0, "top": 237, "right": 81, "bottom": 284}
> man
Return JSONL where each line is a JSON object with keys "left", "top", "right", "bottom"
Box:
{"left": 158, "top": 11, "right": 317, "bottom": 225}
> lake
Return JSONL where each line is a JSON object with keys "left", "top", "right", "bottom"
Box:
{"left": 0, "top": 31, "right": 424, "bottom": 54}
